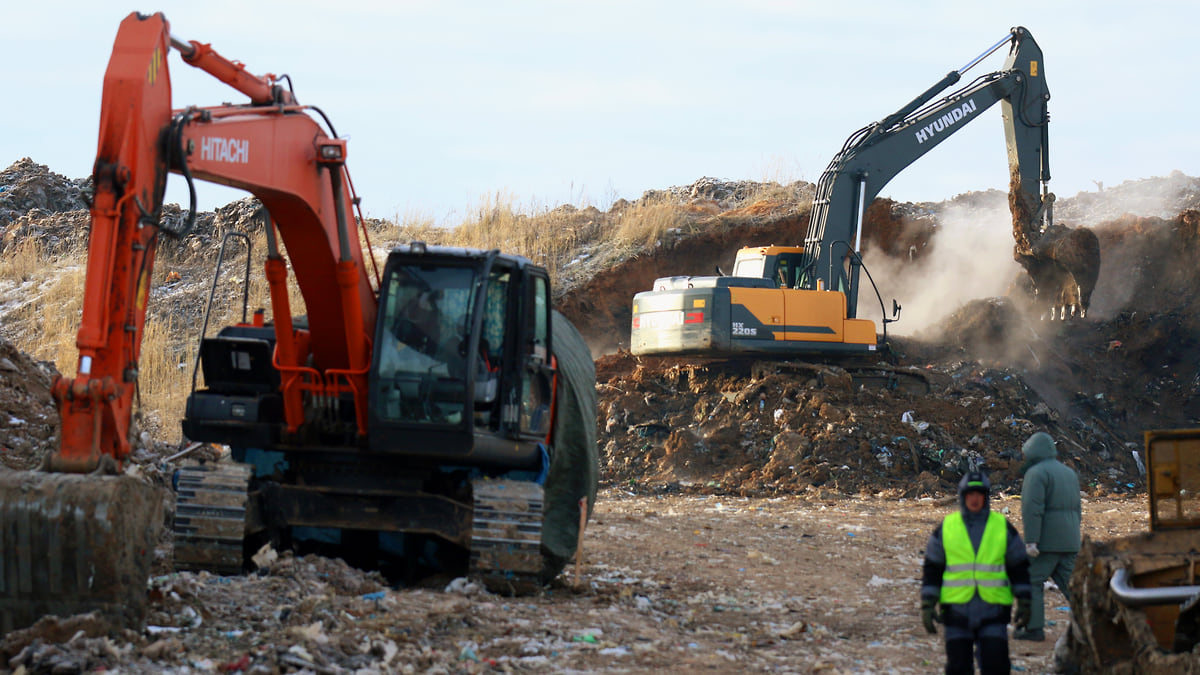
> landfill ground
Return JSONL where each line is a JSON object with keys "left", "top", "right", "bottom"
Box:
{"left": 0, "top": 488, "right": 1146, "bottom": 674}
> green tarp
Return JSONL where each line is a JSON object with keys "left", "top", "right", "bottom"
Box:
{"left": 540, "top": 310, "right": 599, "bottom": 579}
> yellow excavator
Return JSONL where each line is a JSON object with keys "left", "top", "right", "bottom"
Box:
{"left": 631, "top": 26, "right": 1100, "bottom": 357}
{"left": 1064, "top": 429, "right": 1200, "bottom": 673}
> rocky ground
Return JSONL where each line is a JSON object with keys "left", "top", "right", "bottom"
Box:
{"left": 1, "top": 159, "right": 1199, "bottom": 673}
{"left": 0, "top": 489, "right": 1148, "bottom": 674}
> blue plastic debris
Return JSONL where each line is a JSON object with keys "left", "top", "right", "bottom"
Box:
{"left": 362, "top": 591, "right": 386, "bottom": 601}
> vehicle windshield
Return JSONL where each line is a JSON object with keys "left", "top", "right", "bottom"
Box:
{"left": 375, "top": 264, "right": 477, "bottom": 426}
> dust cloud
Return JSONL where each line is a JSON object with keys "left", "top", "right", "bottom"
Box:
{"left": 859, "top": 202, "right": 1023, "bottom": 339}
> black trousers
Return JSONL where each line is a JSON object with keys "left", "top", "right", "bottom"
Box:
{"left": 944, "top": 620, "right": 1009, "bottom": 674}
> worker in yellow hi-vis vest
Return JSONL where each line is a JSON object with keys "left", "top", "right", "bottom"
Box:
{"left": 921, "top": 471, "right": 1033, "bottom": 674}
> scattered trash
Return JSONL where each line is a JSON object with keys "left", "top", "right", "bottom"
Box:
{"left": 250, "top": 543, "right": 278, "bottom": 570}
{"left": 1132, "top": 450, "right": 1147, "bottom": 476}
{"left": 599, "top": 646, "right": 631, "bottom": 656}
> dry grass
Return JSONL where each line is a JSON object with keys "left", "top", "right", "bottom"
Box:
{"left": 137, "top": 314, "right": 192, "bottom": 434}
{"left": 375, "top": 191, "right": 705, "bottom": 283}
{"left": 11, "top": 266, "right": 85, "bottom": 374}
{"left": 610, "top": 198, "right": 692, "bottom": 250}
{"left": 0, "top": 238, "right": 46, "bottom": 283}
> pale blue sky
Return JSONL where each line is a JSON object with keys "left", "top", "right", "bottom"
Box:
{"left": 2, "top": 1, "right": 1194, "bottom": 224}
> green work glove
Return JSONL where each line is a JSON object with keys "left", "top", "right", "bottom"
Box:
{"left": 1015, "top": 597, "right": 1032, "bottom": 628}
{"left": 921, "top": 596, "right": 938, "bottom": 634}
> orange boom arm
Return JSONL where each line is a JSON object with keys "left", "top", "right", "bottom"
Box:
{"left": 49, "top": 12, "right": 377, "bottom": 471}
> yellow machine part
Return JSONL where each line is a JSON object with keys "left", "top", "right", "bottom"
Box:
{"left": 727, "top": 287, "right": 876, "bottom": 346}
{"left": 1065, "top": 429, "right": 1200, "bottom": 673}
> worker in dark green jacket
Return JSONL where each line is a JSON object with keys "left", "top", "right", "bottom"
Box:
{"left": 1017, "top": 431, "right": 1081, "bottom": 642}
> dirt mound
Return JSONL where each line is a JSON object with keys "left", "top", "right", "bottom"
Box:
{"left": 594, "top": 337, "right": 1113, "bottom": 499}
{"left": 579, "top": 185, "right": 1200, "bottom": 499}
{"left": 0, "top": 340, "right": 60, "bottom": 471}
{"left": 0, "top": 159, "right": 90, "bottom": 229}
{"left": 1055, "top": 170, "right": 1200, "bottom": 227}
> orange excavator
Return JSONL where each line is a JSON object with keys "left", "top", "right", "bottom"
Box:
{"left": 0, "top": 12, "right": 597, "bottom": 632}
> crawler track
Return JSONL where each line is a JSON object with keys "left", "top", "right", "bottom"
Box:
{"left": 173, "top": 463, "right": 252, "bottom": 575}
{"left": 469, "top": 478, "right": 545, "bottom": 595}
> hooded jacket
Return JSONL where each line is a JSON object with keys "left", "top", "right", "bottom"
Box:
{"left": 1020, "top": 432, "right": 1082, "bottom": 553}
{"left": 921, "top": 472, "right": 1032, "bottom": 628}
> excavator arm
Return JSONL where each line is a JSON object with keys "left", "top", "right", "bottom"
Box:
{"left": 48, "top": 11, "right": 378, "bottom": 472}
{"left": 1, "top": 8, "right": 380, "bottom": 634}
{"left": 802, "top": 26, "right": 1096, "bottom": 320}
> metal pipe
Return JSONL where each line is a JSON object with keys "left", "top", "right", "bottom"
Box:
{"left": 958, "top": 31, "right": 1016, "bottom": 74}
{"left": 163, "top": 442, "right": 204, "bottom": 464}
{"left": 1110, "top": 567, "right": 1200, "bottom": 607}
{"left": 330, "top": 169, "right": 352, "bottom": 263}
{"left": 853, "top": 176, "right": 867, "bottom": 251}
{"left": 191, "top": 232, "right": 252, "bottom": 394}
{"left": 169, "top": 35, "right": 194, "bottom": 58}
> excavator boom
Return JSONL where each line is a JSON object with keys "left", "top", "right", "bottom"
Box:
{"left": 1, "top": 11, "right": 378, "bottom": 631}
{"left": 50, "top": 12, "right": 377, "bottom": 472}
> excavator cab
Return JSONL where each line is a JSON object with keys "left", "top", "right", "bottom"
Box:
{"left": 369, "top": 243, "right": 555, "bottom": 466}
{"left": 732, "top": 247, "right": 807, "bottom": 290}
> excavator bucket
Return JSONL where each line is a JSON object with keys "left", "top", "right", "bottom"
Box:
{"left": 0, "top": 472, "right": 163, "bottom": 633}
{"left": 1009, "top": 171, "right": 1102, "bottom": 320}
{"left": 1014, "top": 223, "right": 1101, "bottom": 320}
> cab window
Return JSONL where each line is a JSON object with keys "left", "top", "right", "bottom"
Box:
{"left": 518, "top": 274, "right": 552, "bottom": 436}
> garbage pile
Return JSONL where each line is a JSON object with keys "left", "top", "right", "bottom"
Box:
{"left": 0, "top": 339, "right": 59, "bottom": 471}
{"left": 591, "top": 203, "right": 1200, "bottom": 498}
